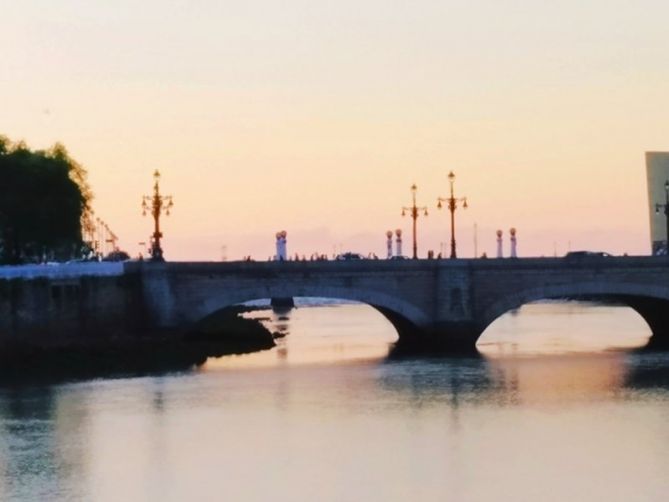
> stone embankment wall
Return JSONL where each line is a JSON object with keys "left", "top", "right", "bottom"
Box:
{"left": 0, "top": 263, "right": 144, "bottom": 348}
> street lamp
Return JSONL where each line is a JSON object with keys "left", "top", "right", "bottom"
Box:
{"left": 83, "top": 210, "right": 96, "bottom": 256}
{"left": 437, "top": 171, "right": 468, "bottom": 259}
{"left": 95, "top": 216, "right": 106, "bottom": 258}
{"left": 656, "top": 180, "right": 669, "bottom": 254}
{"left": 142, "top": 170, "right": 174, "bottom": 262}
{"left": 105, "top": 225, "right": 118, "bottom": 252}
{"left": 402, "top": 184, "right": 428, "bottom": 259}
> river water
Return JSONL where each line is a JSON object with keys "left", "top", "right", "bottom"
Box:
{"left": 1, "top": 301, "right": 669, "bottom": 501}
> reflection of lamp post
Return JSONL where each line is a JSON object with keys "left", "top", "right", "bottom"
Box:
{"left": 142, "top": 170, "right": 173, "bottom": 262}
{"left": 656, "top": 180, "right": 669, "bottom": 254}
{"left": 437, "top": 171, "right": 468, "bottom": 259}
{"left": 402, "top": 184, "right": 428, "bottom": 259}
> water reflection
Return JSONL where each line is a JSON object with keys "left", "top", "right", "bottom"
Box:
{"left": 202, "top": 302, "right": 397, "bottom": 371}
{"left": 2, "top": 301, "right": 669, "bottom": 501}
{"left": 485, "top": 354, "right": 629, "bottom": 405}
{"left": 376, "top": 356, "right": 491, "bottom": 409}
{"left": 202, "top": 300, "right": 664, "bottom": 413}
{"left": 478, "top": 302, "right": 651, "bottom": 355}
{"left": 0, "top": 387, "right": 90, "bottom": 501}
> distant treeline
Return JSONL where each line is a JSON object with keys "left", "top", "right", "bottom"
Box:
{"left": 0, "top": 136, "right": 92, "bottom": 264}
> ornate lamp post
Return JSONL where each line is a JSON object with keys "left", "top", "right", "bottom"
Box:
{"left": 95, "top": 216, "right": 109, "bottom": 258}
{"left": 656, "top": 180, "right": 669, "bottom": 254}
{"left": 105, "top": 225, "right": 118, "bottom": 252}
{"left": 402, "top": 184, "right": 428, "bottom": 259}
{"left": 437, "top": 171, "right": 468, "bottom": 259}
{"left": 94, "top": 217, "right": 102, "bottom": 257}
{"left": 142, "top": 170, "right": 173, "bottom": 262}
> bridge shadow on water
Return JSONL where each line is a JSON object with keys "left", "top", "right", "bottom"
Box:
{"left": 0, "top": 305, "right": 279, "bottom": 387}
{"left": 376, "top": 348, "right": 669, "bottom": 410}
{"left": 378, "top": 301, "right": 669, "bottom": 406}
{"left": 212, "top": 299, "right": 669, "bottom": 404}
{"left": 4, "top": 299, "right": 669, "bottom": 394}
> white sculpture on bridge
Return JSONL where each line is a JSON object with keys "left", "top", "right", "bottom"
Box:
{"left": 386, "top": 231, "right": 393, "bottom": 259}
{"left": 275, "top": 231, "right": 288, "bottom": 261}
{"left": 496, "top": 230, "right": 503, "bottom": 258}
{"left": 395, "top": 229, "right": 403, "bottom": 257}
{"left": 510, "top": 228, "right": 518, "bottom": 258}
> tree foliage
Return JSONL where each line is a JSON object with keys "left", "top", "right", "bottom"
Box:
{"left": 0, "top": 136, "right": 93, "bottom": 263}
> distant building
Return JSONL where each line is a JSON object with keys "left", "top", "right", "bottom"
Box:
{"left": 646, "top": 152, "right": 669, "bottom": 255}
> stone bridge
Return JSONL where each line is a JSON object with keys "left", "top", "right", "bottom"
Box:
{"left": 140, "top": 256, "right": 669, "bottom": 350}
{"left": 1, "top": 256, "right": 668, "bottom": 352}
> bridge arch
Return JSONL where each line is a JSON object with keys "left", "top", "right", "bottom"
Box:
{"left": 480, "top": 281, "right": 669, "bottom": 347}
{"left": 188, "top": 284, "right": 432, "bottom": 340}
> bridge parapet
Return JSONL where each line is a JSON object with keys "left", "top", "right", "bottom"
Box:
{"left": 0, "top": 262, "right": 125, "bottom": 280}
{"left": 135, "top": 256, "right": 669, "bottom": 350}
{"left": 0, "top": 256, "right": 667, "bottom": 352}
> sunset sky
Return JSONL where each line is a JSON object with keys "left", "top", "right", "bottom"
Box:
{"left": 3, "top": 0, "right": 668, "bottom": 260}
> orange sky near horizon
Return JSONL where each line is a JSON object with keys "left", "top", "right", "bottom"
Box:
{"left": 2, "top": 1, "right": 668, "bottom": 260}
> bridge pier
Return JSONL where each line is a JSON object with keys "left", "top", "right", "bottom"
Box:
{"left": 375, "top": 305, "right": 482, "bottom": 353}
{"left": 625, "top": 297, "right": 669, "bottom": 349}
{"left": 270, "top": 297, "right": 295, "bottom": 310}
{"left": 408, "top": 322, "right": 483, "bottom": 354}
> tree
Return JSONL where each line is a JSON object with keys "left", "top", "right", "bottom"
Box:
{"left": 0, "top": 136, "right": 93, "bottom": 263}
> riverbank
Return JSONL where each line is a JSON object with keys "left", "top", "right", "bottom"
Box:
{"left": 0, "top": 306, "right": 277, "bottom": 384}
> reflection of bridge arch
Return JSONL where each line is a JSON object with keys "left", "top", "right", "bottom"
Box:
{"left": 480, "top": 282, "right": 669, "bottom": 346}
{"left": 189, "top": 285, "right": 431, "bottom": 340}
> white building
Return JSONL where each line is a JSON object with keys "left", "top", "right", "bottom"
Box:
{"left": 646, "top": 152, "right": 669, "bottom": 255}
